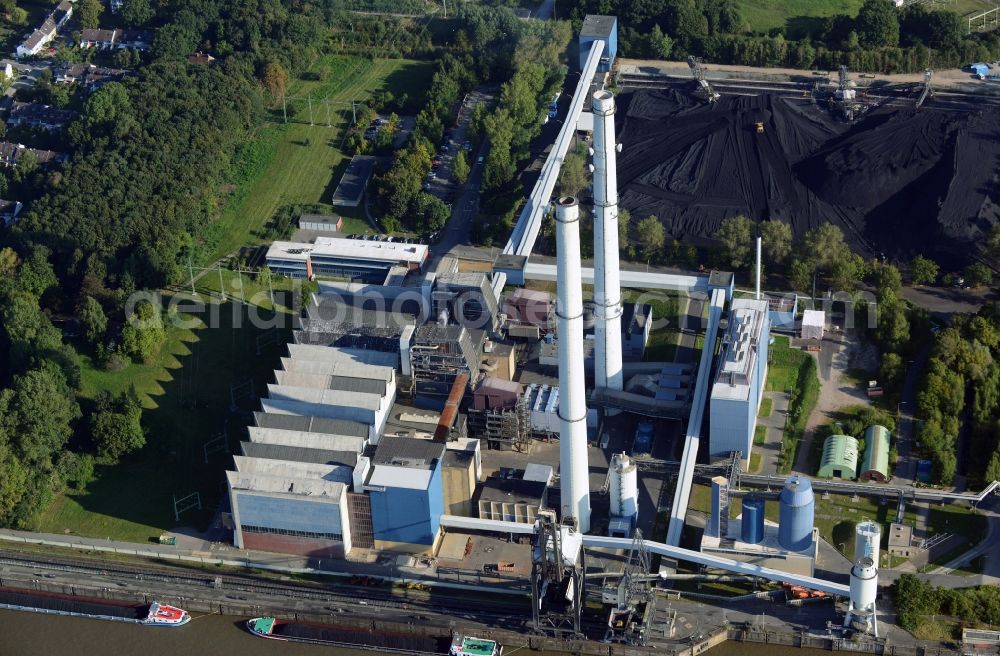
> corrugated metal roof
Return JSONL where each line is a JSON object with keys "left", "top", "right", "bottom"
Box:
{"left": 260, "top": 398, "right": 377, "bottom": 422}
{"left": 226, "top": 469, "right": 346, "bottom": 498}
{"left": 247, "top": 426, "right": 366, "bottom": 453}
{"left": 817, "top": 436, "right": 859, "bottom": 478}
{"left": 232, "top": 455, "right": 354, "bottom": 484}
{"left": 860, "top": 425, "right": 891, "bottom": 478}
{"left": 241, "top": 441, "right": 358, "bottom": 467}
{"left": 286, "top": 344, "right": 399, "bottom": 368}
{"left": 372, "top": 435, "right": 444, "bottom": 469}
{"left": 253, "top": 412, "right": 369, "bottom": 437}
{"left": 274, "top": 371, "right": 387, "bottom": 395}
{"left": 266, "top": 385, "right": 383, "bottom": 410}
{"left": 280, "top": 357, "right": 394, "bottom": 382}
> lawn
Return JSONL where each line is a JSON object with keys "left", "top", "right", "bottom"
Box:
{"left": 202, "top": 55, "right": 434, "bottom": 264}
{"left": 754, "top": 425, "right": 767, "bottom": 445}
{"left": 38, "top": 295, "right": 292, "bottom": 543}
{"left": 766, "top": 336, "right": 819, "bottom": 472}
{"left": 737, "top": 0, "right": 864, "bottom": 37}
{"left": 758, "top": 397, "right": 772, "bottom": 417}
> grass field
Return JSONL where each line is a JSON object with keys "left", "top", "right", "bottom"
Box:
{"left": 758, "top": 397, "right": 773, "bottom": 417}
{"left": 738, "top": 0, "right": 864, "bottom": 36}
{"left": 203, "top": 55, "right": 434, "bottom": 263}
{"left": 38, "top": 295, "right": 293, "bottom": 542}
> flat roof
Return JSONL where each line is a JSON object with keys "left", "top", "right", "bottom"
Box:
{"left": 226, "top": 469, "right": 346, "bottom": 499}
{"left": 712, "top": 299, "right": 767, "bottom": 401}
{"left": 266, "top": 384, "right": 384, "bottom": 410}
{"left": 274, "top": 371, "right": 387, "bottom": 396}
{"left": 286, "top": 344, "right": 399, "bottom": 368}
{"left": 232, "top": 455, "right": 354, "bottom": 484}
{"left": 373, "top": 435, "right": 444, "bottom": 469}
{"left": 367, "top": 463, "right": 432, "bottom": 490}
{"left": 241, "top": 441, "right": 358, "bottom": 467}
{"left": 332, "top": 155, "right": 375, "bottom": 206}
{"left": 280, "top": 357, "right": 395, "bottom": 382}
{"left": 580, "top": 14, "right": 616, "bottom": 37}
{"left": 260, "top": 397, "right": 377, "bottom": 422}
{"left": 253, "top": 412, "right": 369, "bottom": 437}
{"left": 247, "top": 426, "right": 366, "bottom": 453}
{"left": 479, "top": 477, "right": 546, "bottom": 504}
{"left": 266, "top": 236, "right": 427, "bottom": 265}
{"left": 802, "top": 309, "right": 825, "bottom": 327}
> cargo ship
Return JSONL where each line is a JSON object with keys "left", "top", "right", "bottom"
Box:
{"left": 247, "top": 616, "right": 451, "bottom": 653}
{"left": 0, "top": 587, "right": 190, "bottom": 627}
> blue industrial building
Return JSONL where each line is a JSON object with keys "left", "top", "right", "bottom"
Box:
{"left": 366, "top": 436, "right": 445, "bottom": 553}
{"left": 579, "top": 15, "right": 617, "bottom": 73}
{"left": 709, "top": 298, "right": 770, "bottom": 459}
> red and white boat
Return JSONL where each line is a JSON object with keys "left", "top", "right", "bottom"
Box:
{"left": 141, "top": 601, "right": 191, "bottom": 627}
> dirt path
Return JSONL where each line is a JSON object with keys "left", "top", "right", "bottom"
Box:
{"left": 792, "top": 328, "right": 875, "bottom": 474}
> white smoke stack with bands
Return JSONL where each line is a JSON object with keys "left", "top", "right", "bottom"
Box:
{"left": 591, "top": 90, "right": 624, "bottom": 396}
{"left": 555, "top": 195, "right": 591, "bottom": 533}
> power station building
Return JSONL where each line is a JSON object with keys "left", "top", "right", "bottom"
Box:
{"left": 709, "top": 298, "right": 770, "bottom": 458}
{"left": 364, "top": 436, "right": 446, "bottom": 553}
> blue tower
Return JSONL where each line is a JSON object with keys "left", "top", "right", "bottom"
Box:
{"left": 778, "top": 475, "right": 814, "bottom": 552}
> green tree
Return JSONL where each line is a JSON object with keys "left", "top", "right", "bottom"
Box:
{"left": 77, "top": 296, "right": 107, "bottom": 347}
{"left": 717, "top": 215, "right": 753, "bottom": 269}
{"left": 120, "top": 0, "right": 153, "bottom": 26}
{"left": 0, "top": 247, "right": 18, "bottom": 278}
{"left": 557, "top": 144, "right": 588, "bottom": 196}
{"left": 857, "top": 0, "right": 900, "bottom": 48}
{"left": 618, "top": 208, "right": 632, "bottom": 258}
{"left": 985, "top": 223, "right": 1000, "bottom": 263}
{"left": 75, "top": 0, "right": 103, "bottom": 29}
{"left": 801, "top": 223, "right": 848, "bottom": 272}
{"left": 0, "top": 368, "right": 81, "bottom": 467}
{"left": 986, "top": 448, "right": 1000, "bottom": 483}
{"left": 91, "top": 397, "right": 144, "bottom": 462}
{"left": 452, "top": 150, "right": 470, "bottom": 185}
{"left": 760, "top": 220, "right": 792, "bottom": 265}
{"left": 880, "top": 352, "right": 904, "bottom": 387}
{"left": 965, "top": 262, "right": 993, "bottom": 288}
{"left": 872, "top": 263, "right": 902, "bottom": 295}
{"left": 875, "top": 288, "right": 909, "bottom": 352}
{"left": 120, "top": 300, "right": 164, "bottom": 364}
{"left": 910, "top": 255, "right": 939, "bottom": 285}
{"left": 648, "top": 24, "right": 673, "bottom": 59}
{"left": 637, "top": 215, "right": 665, "bottom": 260}
{"left": 789, "top": 259, "right": 814, "bottom": 292}
{"left": 261, "top": 62, "right": 289, "bottom": 100}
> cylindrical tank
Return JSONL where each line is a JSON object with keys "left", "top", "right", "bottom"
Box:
{"left": 741, "top": 496, "right": 766, "bottom": 544}
{"left": 778, "top": 475, "right": 815, "bottom": 552}
{"left": 850, "top": 556, "right": 878, "bottom": 610}
{"left": 608, "top": 453, "right": 638, "bottom": 518}
{"left": 855, "top": 520, "right": 882, "bottom": 564}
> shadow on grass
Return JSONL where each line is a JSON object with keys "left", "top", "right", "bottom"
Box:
{"left": 55, "top": 299, "right": 291, "bottom": 542}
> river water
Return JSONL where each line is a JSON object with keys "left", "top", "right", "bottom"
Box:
{"left": 0, "top": 609, "right": 822, "bottom": 656}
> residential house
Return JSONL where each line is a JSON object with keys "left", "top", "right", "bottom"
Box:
{"left": 54, "top": 63, "right": 128, "bottom": 90}
{"left": 0, "top": 142, "right": 65, "bottom": 168}
{"left": 15, "top": 0, "right": 72, "bottom": 58}
{"left": 8, "top": 102, "right": 77, "bottom": 132}
{"left": 79, "top": 28, "right": 152, "bottom": 50}
{"left": 188, "top": 51, "right": 216, "bottom": 65}
{"left": 109, "top": 0, "right": 124, "bottom": 12}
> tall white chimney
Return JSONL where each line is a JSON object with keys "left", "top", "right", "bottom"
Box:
{"left": 591, "top": 89, "right": 624, "bottom": 396}
{"left": 555, "top": 196, "right": 591, "bottom": 533}
{"left": 755, "top": 236, "right": 762, "bottom": 300}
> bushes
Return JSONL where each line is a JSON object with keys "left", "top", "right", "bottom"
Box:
{"left": 894, "top": 574, "right": 1000, "bottom": 633}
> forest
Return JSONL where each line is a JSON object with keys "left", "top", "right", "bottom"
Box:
{"left": 564, "top": 0, "right": 1000, "bottom": 73}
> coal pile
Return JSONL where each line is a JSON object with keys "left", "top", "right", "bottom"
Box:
{"left": 616, "top": 87, "right": 1000, "bottom": 264}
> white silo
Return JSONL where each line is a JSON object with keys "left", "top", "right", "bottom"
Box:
{"left": 854, "top": 520, "right": 881, "bottom": 565}
{"left": 608, "top": 453, "right": 638, "bottom": 519}
{"left": 846, "top": 556, "right": 879, "bottom": 636}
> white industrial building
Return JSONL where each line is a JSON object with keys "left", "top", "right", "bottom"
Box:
{"left": 709, "top": 298, "right": 770, "bottom": 459}
{"left": 285, "top": 344, "right": 400, "bottom": 369}
{"left": 265, "top": 236, "right": 428, "bottom": 282}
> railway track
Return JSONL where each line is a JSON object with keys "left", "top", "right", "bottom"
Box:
{"left": 0, "top": 549, "right": 528, "bottom": 621}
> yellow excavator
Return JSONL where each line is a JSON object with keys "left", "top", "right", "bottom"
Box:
{"left": 755, "top": 121, "right": 764, "bottom": 134}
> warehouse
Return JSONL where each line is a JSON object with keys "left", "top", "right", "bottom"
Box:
{"left": 286, "top": 344, "right": 400, "bottom": 369}
{"left": 265, "top": 385, "right": 392, "bottom": 436}
{"left": 859, "top": 425, "right": 891, "bottom": 482}
{"left": 279, "top": 356, "right": 395, "bottom": 383}
{"left": 817, "top": 434, "right": 860, "bottom": 480}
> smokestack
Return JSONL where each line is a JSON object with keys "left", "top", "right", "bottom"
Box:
{"left": 755, "top": 236, "right": 762, "bottom": 300}
{"left": 555, "top": 196, "right": 591, "bottom": 533}
{"left": 591, "top": 90, "right": 624, "bottom": 396}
